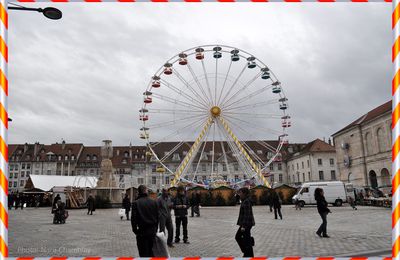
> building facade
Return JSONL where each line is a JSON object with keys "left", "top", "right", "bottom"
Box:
{"left": 286, "top": 139, "right": 338, "bottom": 185}
{"left": 332, "top": 101, "right": 391, "bottom": 188}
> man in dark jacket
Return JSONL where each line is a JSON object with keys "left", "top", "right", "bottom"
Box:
{"left": 122, "top": 193, "right": 131, "bottom": 220}
{"left": 190, "top": 191, "right": 201, "bottom": 217}
{"left": 131, "top": 185, "right": 159, "bottom": 257}
{"left": 272, "top": 191, "right": 282, "bottom": 220}
{"left": 157, "top": 188, "right": 174, "bottom": 247}
{"left": 235, "top": 187, "right": 255, "bottom": 257}
{"left": 86, "top": 194, "right": 95, "bottom": 215}
{"left": 173, "top": 186, "right": 190, "bottom": 244}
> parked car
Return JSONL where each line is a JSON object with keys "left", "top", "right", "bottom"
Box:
{"left": 292, "top": 181, "right": 348, "bottom": 207}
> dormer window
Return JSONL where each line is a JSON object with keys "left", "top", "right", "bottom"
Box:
{"left": 65, "top": 155, "right": 68, "bottom": 161}
{"left": 122, "top": 159, "right": 127, "bottom": 164}
{"left": 86, "top": 155, "right": 91, "bottom": 161}
{"left": 71, "top": 155, "right": 75, "bottom": 161}
{"left": 58, "top": 155, "right": 62, "bottom": 161}
{"left": 172, "top": 153, "right": 180, "bottom": 161}
{"left": 93, "top": 155, "right": 97, "bottom": 161}
{"left": 124, "top": 152, "right": 129, "bottom": 158}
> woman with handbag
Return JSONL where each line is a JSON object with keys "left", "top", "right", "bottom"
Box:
{"left": 315, "top": 188, "right": 331, "bottom": 238}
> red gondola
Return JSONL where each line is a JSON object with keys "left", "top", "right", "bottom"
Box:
{"left": 195, "top": 47, "right": 204, "bottom": 60}
{"left": 140, "top": 115, "right": 149, "bottom": 121}
{"left": 179, "top": 53, "right": 188, "bottom": 65}
{"left": 144, "top": 97, "right": 152, "bottom": 103}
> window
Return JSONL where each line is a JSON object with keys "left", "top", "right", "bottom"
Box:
{"left": 152, "top": 164, "right": 157, "bottom": 172}
{"left": 302, "top": 173, "right": 305, "bottom": 182}
{"left": 234, "top": 175, "right": 239, "bottom": 181}
{"left": 292, "top": 165, "right": 294, "bottom": 171}
{"left": 202, "top": 164, "right": 206, "bottom": 172}
{"left": 26, "top": 171, "right": 30, "bottom": 177}
{"left": 93, "top": 155, "right": 97, "bottom": 161}
{"left": 21, "top": 172, "right": 24, "bottom": 177}
{"left": 318, "top": 159, "right": 322, "bottom": 166}
{"left": 377, "top": 128, "right": 386, "bottom": 152}
{"left": 86, "top": 155, "right": 91, "bottom": 161}
{"left": 47, "top": 170, "right": 51, "bottom": 175}
{"left": 234, "top": 163, "right": 239, "bottom": 171}
{"left": 9, "top": 165, "right": 13, "bottom": 171}
{"left": 270, "top": 175, "right": 274, "bottom": 183}
{"left": 279, "top": 174, "right": 283, "bottom": 183}
{"left": 138, "top": 178, "right": 144, "bottom": 184}
{"left": 165, "top": 177, "right": 169, "bottom": 185}
{"left": 58, "top": 155, "right": 62, "bottom": 161}
{"left": 22, "top": 164, "right": 25, "bottom": 169}
{"left": 296, "top": 173, "right": 299, "bottom": 182}
{"left": 257, "top": 150, "right": 262, "bottom": 155}
{"left": 65, "top": 155, "right": 68, "bottom": 161}
{"left": 365, "top": 132, "right": 373, "bottom": 155}
{"left": 20, "top": 180, "right": 24, "bottom": 187}
{"left": 296, "top": 163, "right": 299, "bottom": 170}
{"left": 122, "top": 159, "right": 127, "bottom": 164}
{"left": 9, "top": 173, "right": 13, "bottom": 178}
{"left": 172, "top": 153, "right": 180, "bottom": 161}
{"left": 8, "top": 181, "right": 11, "bottom": 187}
{"left": 300, "top": 187, "right": 309, "bottom": 194}
{"left": 202, "top": 176, "right": 207, "bottom": 181}
{"left": 27, "top": 164, "right": 31, "bottom": 170}
{"left": 302, "top": 162, "right": 304, "bottom": 169}
{"left": 319, "top": 171, "right": 324, "bottom": 180}
{"left": 71, "top": 155, "right": 75, "bottom": 161}
{"left": 15, "top": 164, "right": 18, "bottom": 170}
{"left": 278, "top": 163, "right": 282, "bottom": 171}
{"left": 152, "top": 177, "right": 157, "bottom": 185}
{"left": 307, "top": 160, "right": 310, "bottom": 167}
{"left": 34, "top": 170, "right": 39, "bottom": 175}
{"left": 13, "top": 182, "right": 17, "bottom": 187}
{"left": 269, "top": 164, "right": 274, "bottom": 171}
{"left": 308, "top": 172, "right": 311, "bottom": 181}
{"left": 223, "top": 176, "right": 227, "bottom": 181}
{"left": 331, "top": 170, "right": 336, "bottom": 180}
{"left": 330, "top": 158, "right": 334, "bottom": 166}
{"left": 223, "top": 164, "right": 227, "bottom": 172}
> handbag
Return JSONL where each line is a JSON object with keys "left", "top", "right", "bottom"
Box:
{"left": 152, "top": 232, "right": 170, "bottom": 257}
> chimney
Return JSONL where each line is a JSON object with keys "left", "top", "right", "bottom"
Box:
{"left": 62, "top": 140, "right": 66, "bottom": 150}
{"left": 34, "top": 142, "right": 39, "bottom": 156}
{"left": 24, "top": 143, "right": 28, "bottom": 153}
{"left": 328, "top": 138, "right": 332, "bottom": 145}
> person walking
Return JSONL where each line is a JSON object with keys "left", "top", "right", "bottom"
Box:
{"left": 348, "top": 195, "right": 357, "bottom": 210}
{"left": 86, "top": 194, "right": 95, "bottom": 215}
{"left": 157, "top": 188, "right": 174, "bottom": 247}
{"left": 131, "top": 185, "right": 159, "bottom": 257}
{"left": 315, "top": 188, "right": 331, "bottom": 238}
{"left": 122, "top": 193, "right": 131, "bottom": 220}
{"left": 190, "top": 191, "right": 201, "bottom": 217}
{"left": 173, "top": 186, "right": 190, "bottom": 244}
{"left": 272, "top": 191, "right": 283, "bottom": 220}
{"left": 235, "top": 187, "right": 255, "bottom": 257}
{"left": 8, "top": 192, "right": 14, "bottom": 210}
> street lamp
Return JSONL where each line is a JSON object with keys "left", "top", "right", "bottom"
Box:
{"left": 8, "top": 6, "right": 62, "bottom": 20}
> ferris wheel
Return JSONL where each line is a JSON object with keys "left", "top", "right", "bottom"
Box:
{"left": 139, "top": 45, "right": 290, "bottom": 188}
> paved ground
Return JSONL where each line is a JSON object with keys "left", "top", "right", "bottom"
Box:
{"left": 9, "top": 205, "right": 390, "bottom": 257}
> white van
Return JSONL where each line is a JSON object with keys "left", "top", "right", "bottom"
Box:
{"left": 292, "top": 181, "right": 348, "bottom": 207}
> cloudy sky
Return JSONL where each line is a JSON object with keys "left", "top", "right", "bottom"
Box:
{"left": 8, "top": 3, "right": 391, "bottom": 146}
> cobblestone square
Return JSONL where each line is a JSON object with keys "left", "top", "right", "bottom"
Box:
{"left": 9, "top": 205, "right": 390, "bottom": 257}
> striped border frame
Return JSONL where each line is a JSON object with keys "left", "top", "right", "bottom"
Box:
{"left": 0, "top": 1, "right": 395, "bottom": 260}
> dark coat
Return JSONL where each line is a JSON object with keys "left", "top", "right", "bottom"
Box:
{"left": 173, "top": 194, "right": 189, "bottom": 217}
{"left": 316, "top": 195, "right": 330, "bottom": 214}
{"left": 237, "top": 197, "right": 255, "bottom": 228}
{"left": 191, "top": 193, "right": 201, "bottom": 206}
{"left": 86, "top": 195, "right": 95, "bottom": 211}
{"left": 272, "top": 195, "right": 281, "bottom": 209}
{"left": 131, "top": 194, "right": 159, "bottom": 236}
{"left": 157, "top": 196, "right": 172, "bottom": 219}
{"left": 122, "top": 197, "right": 131, "bottom": 211}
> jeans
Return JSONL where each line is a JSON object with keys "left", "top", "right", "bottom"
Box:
{"left": 317, "top": 212, "right": 328, "bottom": 236}
{"left": 125, "top": 209, "right": 130, "bottom": 220}
{"left": 160, "top": 215, "right": 174, "bottom": 245}
{"left": 235, "top": 227, "right": 254, "bottom": 257}
{"left": 175, "top": 216, "right": 188, "bottom": 242}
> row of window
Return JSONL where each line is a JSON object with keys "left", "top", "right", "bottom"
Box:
{"left": 289, "top": 170, "right": 336, "bottom": 183}
{"left": 9, "top": 171, "right": 30, "bottom": 179}
{"left": 290, "top": 158, "right": 335, "bottom": 172}
{"left": 8, "top": 180, "right": 24, "bottom": 188}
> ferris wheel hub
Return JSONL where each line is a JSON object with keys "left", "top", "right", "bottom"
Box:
{"left": 210, "top": 106, "right": 221, "bottom": 117}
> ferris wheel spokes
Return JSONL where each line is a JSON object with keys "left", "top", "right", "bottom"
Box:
{"left": 151, "top": 92, "right": 206, "bottom": 111}
{"left": 223, "top": 114, "right": 283, "bottom": 136}
{"left": 218, "top": 63, "right": 248, "bottom": 106}
{"left": 145, "top": 113, "right": 207, "bottom": 130}
{"left": 217, "top": 60, "right": 233, "bottom": 106}
{"left": 170, "top": 68, "right": 211, "bottom": 107}
{"left": 220, "top": 71, "right": 263, "bottom": 108}
{"left": 222, "top": 85, "right": 276, "bottom": 110}
{"left": 159, "top": 78, "right": 209, "bottom": 110}
{"left": 222, "top": 99, "right": 280, "bottom": 113}
{"left": 186, "top": 63, "right": 213, "bottom": 107}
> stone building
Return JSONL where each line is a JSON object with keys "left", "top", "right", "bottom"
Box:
{"left": 286, "top": 139, "right": 338, "bottom": 185}
{"left": 332, "top": 101, "right": 391, "bottom": 189}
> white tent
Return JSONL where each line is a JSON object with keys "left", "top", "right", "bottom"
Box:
{"left": 26, "top": 175, "right": 98, "bottom": 192}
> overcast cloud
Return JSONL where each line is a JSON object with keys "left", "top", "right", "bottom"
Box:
{"left": 7, "top": 3, "right": 391, "bottom": 146}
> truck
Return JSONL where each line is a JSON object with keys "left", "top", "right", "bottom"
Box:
{"left": 292, "top": 181, "right": 348, "bottom": 207}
